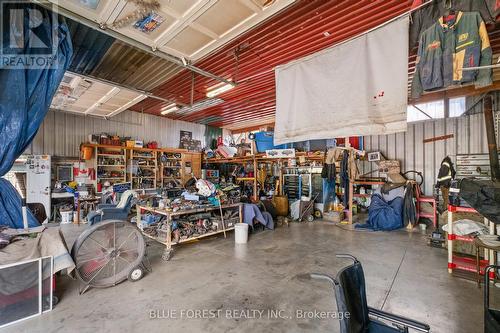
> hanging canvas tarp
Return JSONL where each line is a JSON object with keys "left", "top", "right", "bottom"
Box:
{"left": 0, "top": 3, "right": 73, "bottom": 228}
{"left": 274, "top": 16, "right": 409, "bottom": 145}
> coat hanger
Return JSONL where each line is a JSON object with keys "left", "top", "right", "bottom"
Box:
{"left": 443, "top": 0, "right": 456, "bottom": 22}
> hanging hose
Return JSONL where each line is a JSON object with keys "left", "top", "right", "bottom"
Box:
{"left": 403, "top": 170, "right": 424, "bottom": 186}
{"left": 403, "top": 182, "right": 416, "bottom": 227}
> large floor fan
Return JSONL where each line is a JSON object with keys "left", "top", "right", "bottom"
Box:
{"left": 71, "top": 220, "right": 147, "bottom": 294}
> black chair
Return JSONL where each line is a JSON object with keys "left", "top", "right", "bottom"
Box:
{"left": 26, "top": 203, "right": 47, "bottom": 224}
{"left": 310, "top": 254, "right": 430, "bottom": 333}
{"left": 484, "top": 265, "right": 500, "bottom": 333}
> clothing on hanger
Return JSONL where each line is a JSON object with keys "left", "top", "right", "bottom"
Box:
{"left": 411, "top": 11, "right": 492, "bottom": 98}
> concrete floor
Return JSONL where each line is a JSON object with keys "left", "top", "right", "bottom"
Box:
{"left": 4, "top": 222, "right": 498, "bottom": 333}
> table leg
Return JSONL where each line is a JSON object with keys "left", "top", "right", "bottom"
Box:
{"left": 136, "top": 206, "right": 142, "bottom": 229}
{"left": 477, "top": 246, "right": 481, "bottom": 288}
{"left": 162, "top": 216, "right": 173, "bottom": 261}
{"left": 489, "top": 219, "right": 495, "bottom": 267}
{"left": 239, "top": 204, "right": 243, "bottom": 224}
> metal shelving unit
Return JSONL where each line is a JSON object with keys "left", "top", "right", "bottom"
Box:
{"left": 94, "top": 146, "right": 127, "bottom": 193}
{"left": 128, "top": 148, "right": 157, "bottom": 190}
{"left": 447, "top": 205, "right": 495, "bottom": 281}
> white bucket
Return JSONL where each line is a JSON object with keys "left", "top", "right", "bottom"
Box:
{"left": 60, "top": 210, "right": 73, "bottom": 224}
{"left": 235, "top": 223, "right": 249, "bottom": 244}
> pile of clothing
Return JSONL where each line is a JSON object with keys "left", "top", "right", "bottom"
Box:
{"left": 356, "top": 186, "right": 406, "bottom": 231}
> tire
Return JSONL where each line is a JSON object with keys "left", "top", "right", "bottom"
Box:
{"left": 307, "top": 215, "right": 314, "bottom": 222}
{"left": 128, "top": 266, "right": 144, "bottom": 282}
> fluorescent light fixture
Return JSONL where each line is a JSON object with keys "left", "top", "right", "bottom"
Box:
{"left": 177, "top": 98, "right": 224, "bottom": 115}
{"left": 107, "top": 94, "right": 147, "bottom": 118}
{"left": 84, "top": 87, "right": 120, "bottom": 114}
{"left": 206, "top": 83, "right": 235, "bottom": 98}
{"left": 160, "top": 103, "right": 179, "bottom": 115}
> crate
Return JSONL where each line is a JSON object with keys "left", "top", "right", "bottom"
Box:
{"left": 254, "top": 131, "right": 287, "bottom": 152}
{"left": 323, "top": 211, "right": 344, "bottom": 223}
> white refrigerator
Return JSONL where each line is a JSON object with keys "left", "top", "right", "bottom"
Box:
{"left": 5, "top": 155, "right": 51, "bottom": 223}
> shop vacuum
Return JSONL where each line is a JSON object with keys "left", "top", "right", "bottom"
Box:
{"left": 428, "top": 186, "right": 447, "bottom": 248}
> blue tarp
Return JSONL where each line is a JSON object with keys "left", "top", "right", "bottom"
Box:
{"left": 355, "top": 194, "right": 404, "bottom": 231}
{"left": 0, "top": 3, "right": 72, "bottom": 228}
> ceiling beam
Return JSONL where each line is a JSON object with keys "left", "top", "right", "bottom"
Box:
{"left": 32, "top": 0, "right": 234, "bottom": 86}
{"left": 410, "top": 82, "right": 500, "bottom": 104}
{"left": 66, "top": 70, "right": 187, "bottom": 106}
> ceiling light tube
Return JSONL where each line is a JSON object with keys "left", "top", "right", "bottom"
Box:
{"left": 160, "top": 103, "right": 179, "bottom": 115}
{"left": 206, "top": 83, "right": 235, "bottom": 98}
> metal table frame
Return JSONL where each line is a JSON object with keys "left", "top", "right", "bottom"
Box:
{"left": 136, "top": 203, "right": 243, "bottom": 260}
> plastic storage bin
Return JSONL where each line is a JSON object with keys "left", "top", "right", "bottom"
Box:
{"left": 254, "top": 131, "right": 287, "bottom": 152}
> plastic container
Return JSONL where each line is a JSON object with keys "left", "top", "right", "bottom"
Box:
{"left": 235, "top": 223, "right": 249, "bottom": 244}
{"left": 60, "top": 210, "right": 73, "bottom": 224}
{"left": 81, "top": 146, "right": 93, "bottom": 160}
{"left": 254, "top": 132, "right": 287, "bottom": 152}
{"left": 273, "top": 196, "right": 289, "bottom": 216}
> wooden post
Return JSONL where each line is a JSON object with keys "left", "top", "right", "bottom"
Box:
{"left": 239, "top": 204, "right": 243, "bottom": 224}
{"left": 217, "top": 196, "right": 227, "bottom": 238}
{"left": 136, "top": 205, "right": 141, "bottom": 228}
{"left": 253, "top": 156, "right": 258, "bottom": 201}
{"left": 348, "top": 180, "right": 353, "bottom": 223}
{"left": 483, "top": 94, "right": 500, "bottom": 181}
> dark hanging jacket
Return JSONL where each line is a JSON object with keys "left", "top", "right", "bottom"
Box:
{"left": 409, "top": 0, "right": 498, "bottom": 49}
{"left": 411, "top": 11, "right": 492, "bottom": 99}
{"left": 437, "top": 156, "right": 456, "bottom": 188}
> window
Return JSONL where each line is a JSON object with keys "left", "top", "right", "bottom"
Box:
{"left": 449, "top": 97, "right": 466, "bottom": 117}
{"left": 407, "top": 100, "right": 444, "bottom": 122}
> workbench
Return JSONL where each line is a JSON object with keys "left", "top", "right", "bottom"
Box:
{"left": 136, "top": 203, "right": 243, "bottom": 261}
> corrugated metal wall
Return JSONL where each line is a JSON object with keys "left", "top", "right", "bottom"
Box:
{"left": 26, "top": 110, "right": 206, "bottom": 158}
{"left": 361, "top": 93, "right": 500, "bottom": 195}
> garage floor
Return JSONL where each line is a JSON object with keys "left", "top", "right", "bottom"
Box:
{"left": 4, "top": 222, "right": 497, "bottom": 333}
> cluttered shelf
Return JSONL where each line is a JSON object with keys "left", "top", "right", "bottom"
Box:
{"left": 141, "top": 227, "right": 236, "bottom": 245}
{"left": 446, "top": 204, "right": 497, "bottom": 284}
{"left": 204, "top": 152, "right": 325, "bottom": 164}
{"left": 138, "top": 202, "right": 241, "bottom": 217}
{"left": 136, "top": 202, "right": 243, "bottom": 261}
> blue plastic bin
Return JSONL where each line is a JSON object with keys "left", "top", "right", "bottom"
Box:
{"left": 254, "top": 131, "right": 287, "bottom": 152}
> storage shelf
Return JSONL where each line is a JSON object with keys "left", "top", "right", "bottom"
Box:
{"left": 353, "top": 180, "right": 385, "bottom": 185}
{"left": 450, "top": 255, "right": 489, "bottom": 274}
{"left": 237, "top": 177, "right": 256, "bottom": 181}
{"left": 98, "top": 154, "right": 124, "bottom": 157}
{"left": 133, "top": 155, "right": 155, "bottom": 159}
{"left": 98, "top": 165, "right": 125, "bottom": 167}
{"left": 353, "top": 193, "right": 371, "bottom": 198}
{"left": 132, "top": 176, "right": 155, "bottom": 179}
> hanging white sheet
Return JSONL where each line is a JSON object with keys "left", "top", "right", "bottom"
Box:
{"left": 274, "top": 16, "right": 409, "bottom": 144}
